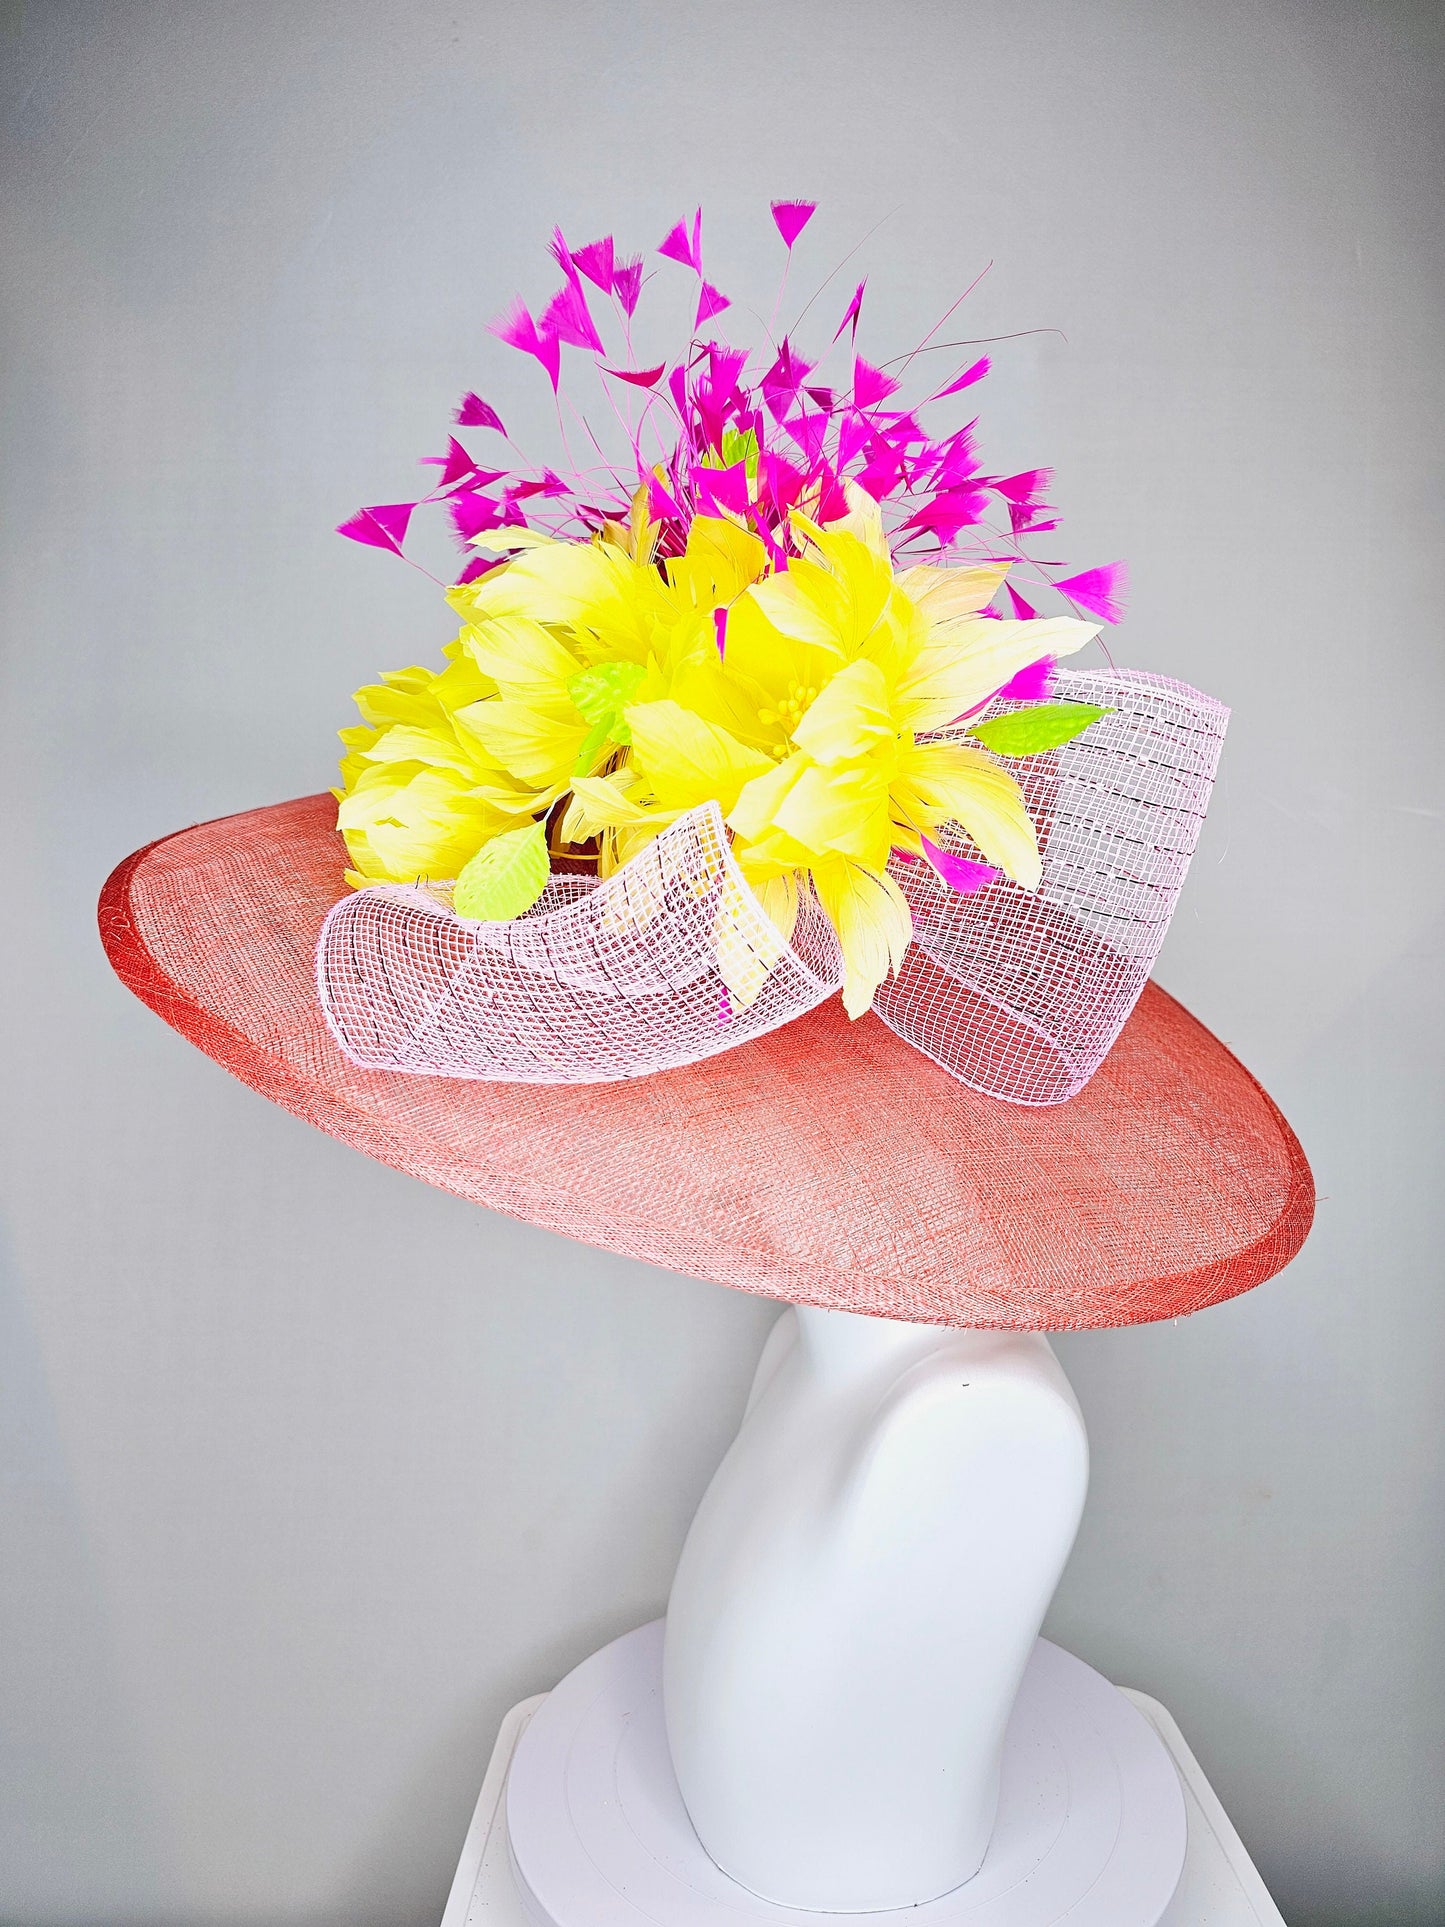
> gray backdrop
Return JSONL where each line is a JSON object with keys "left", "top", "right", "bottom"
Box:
{"left": 2, "top": 2, "right": 1441, "bottom": 1922}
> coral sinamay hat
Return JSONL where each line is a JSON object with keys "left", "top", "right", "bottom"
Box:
{"left": 99, "top": 792, "right": 1311, "bottom": 1331}
{"left": 98, "top": 204, "right": 1313, "bottom": 1329}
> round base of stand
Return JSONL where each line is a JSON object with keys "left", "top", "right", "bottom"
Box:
{"left": 505, "top": 1620, "right": 1187, "bottom": 1926}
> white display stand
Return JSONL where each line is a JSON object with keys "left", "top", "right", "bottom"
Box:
{"left": 663, "top": 1310, "right": 1092, "bottom": 1907}
{"left": 469, "top": 1306, "right": 1257, "bottom": 1927}
{"left": 507, "top": 1619, "right": 1185, "bottom": 1925}
{"left": 440, "top": 1673, "right": 1287, "bottom": 1927}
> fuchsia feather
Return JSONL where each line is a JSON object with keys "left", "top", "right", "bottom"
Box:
{"left": 933, "top": 356, "right": 991, "bottom": 399}
{"left": 541, "top": 279, "right": 604, "bottom": 355}
{"left": 419, "top": 438, "right": 508, "bottom": 491}
{"left": 1055, "top": 562, "right": 1128, "bottom": 624}
{"left": 770, "top": 199, "right": 817, "bottom": 248}
{"left": 921, "top": 837, "right": 1002, "bottom": 894}
{"left": 782, "top": 411, "right": 831, "bottom": 466}
{"left": 996, "top": 655, "right": 1055, "bottom": 701}
{"left": 994, "top": 468, "right": 1053, "bottom": 506}
{"left": 571, "top": 236, "right": 615, "bottom": 292}
{"left": 336, "top": 502, "right": 413, "bottom": 554}
{"left": 691, "top": 461, "right": 750, "bottom": 517}
{"left": 695, "top": 281, "right": 731, "bottom": 327}
{"left": 511, "top": 468, "right": 570, "bottom": 500}
{"left": 453, "top": 392, "right": 507, "bottom": 434}
{"left": 488, "top": 297, "right": 561, "bottom": 391}
{"left": 658, "top": 209, "right": 703, "bottom": 273}
{"left": 760, "top": 342, "right": 812, "bottom": 422}
{"left": 853, "top": 357, "right": 900, "bottom": 408}
{"left": 899, "top": 487, "right": 989, "bottom": 543}
{"left": 833, "top": 279, "right": 866, "bottom": 343}
{"left": 611, "top": 255, "right": 643, "bottom": 316}
{"left": 707, "top": 344, "right": 749, "bottom": 400}
{"left": 834, "top": 411, "right": 872, "bottom": 470}
{"left": 603, "top": 363, "right": 666, "bottom": 388}
{"left": 448, "top": 491, "right": 503, "bottom": 541}
{"left": 648, "top": 472, "right": 684, "bottom": 519}
{"left": 349, "top": 203, "right": 1123, "bottom": 616}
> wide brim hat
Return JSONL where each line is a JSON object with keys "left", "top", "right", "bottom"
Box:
{"left": 99, "top": 792, "right": 1313, "bottom": 1331}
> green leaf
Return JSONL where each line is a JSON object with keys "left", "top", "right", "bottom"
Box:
{"left": 453, "top": 819, "right": 550, "bottom": 922}
{"left": 967, "top": 702, "right": 1114, "bottom": 759}
{"left": 719, "top": 424, "right": 760, "bottom": 480}
{"left": 567, "top": 660, "right": 646, "bottom": 726}
{"left": 567, "top": 661, "right": 646, "bottom": 772}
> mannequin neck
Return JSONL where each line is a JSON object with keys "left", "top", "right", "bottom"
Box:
{"left": 793, "top": 1303, "right": 954, "bottom": 1390}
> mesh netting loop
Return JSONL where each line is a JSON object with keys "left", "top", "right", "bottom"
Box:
{"left": 872, "top": 668, "right": 1229, "bottom": 1104}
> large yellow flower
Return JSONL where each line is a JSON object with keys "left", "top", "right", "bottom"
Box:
{"left": 567, "top": 493, "right": 1098, "bottom": 1013}
{"left": 337, "top": 511, "right": 766, "bottom": 884}
{"left": 335, "top": 656, "right": 542, "bottom": 884}
{"left": 445, "top": 513, "right": 766, "bottom": 793}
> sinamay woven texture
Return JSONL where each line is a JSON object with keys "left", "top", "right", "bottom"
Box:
{"left": 100, "top": 792, "right": 1313, "bottom": 1330}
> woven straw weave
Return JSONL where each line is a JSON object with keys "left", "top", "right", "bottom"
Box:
{"left": 99, "top": 795, "right": 1312, "bottom": 1330}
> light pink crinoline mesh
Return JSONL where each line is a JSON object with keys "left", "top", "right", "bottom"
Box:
{"left": 317, "top": 801, "right": 843, "bottom": 1082}
{"left": 874, "top": 668, "right": 1229, "bottom": 1104}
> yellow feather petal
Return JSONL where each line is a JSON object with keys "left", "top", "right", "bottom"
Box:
{"left": 896, "top": 741, "right": 1042, "bottom": 889}
{"left": 666, "top": 515, "right": 769, "bottom": 609}
{"left": 748, "top": 868, "right": 800, "bottom": 943}
{"left": 449, "top": 541, "right": 638, "bottom": 640}
{"left": 831, "top": 482, "right": 889, "bottom": 556}
{"left": 336, "top": 764, "right": 508, "bottom": 883}
{"left": 727, "top": 755, "right": 809, "bottom": 844}
{"left": 774, "top": 761, "right": 894, "bottom": 870}
{"left": 626, "top": 699, "right": 774, "bottom": 812}
{"left": 565, "top": 773, "right": 651, "bottom": 833}
{"left": 454, "top": 698, "right": 585, "bottom": 790}
{"left": 461, "top": 615, "right": 581, "bottom": 709}
{"left": 743, "top": 564, "right": 847, "bottom": 651}
{"left": 714, "top": 868, "right": 788, "bottom": 1011}
{"left": 895, "top": 616, "right": 1098, "bottom": 731}
{"left": 345, "top": 723, "right": 482, "bottom": 774}
{"left": 810, "top": 859, "right": 913, "bottom": 1019}
{"left": 790, "top": 659, "right": 894, "bottom": 765}
{"left": 896, "top": 561, "right": 1011, "bottom": 621}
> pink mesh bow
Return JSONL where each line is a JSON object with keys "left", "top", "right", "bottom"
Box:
{"left": 317, "top": 672, "right": 1226, "bottom": 1103}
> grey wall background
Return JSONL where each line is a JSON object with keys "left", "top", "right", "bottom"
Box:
{"left": 2, "top": 1, "right": 1441, "bottom": 1922}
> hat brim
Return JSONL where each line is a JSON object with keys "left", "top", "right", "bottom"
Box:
{"left": 99, "top": 794, "right": 1313, "bottom": 1330}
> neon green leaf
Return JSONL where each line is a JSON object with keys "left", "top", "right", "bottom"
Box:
{"left": 453, "top": 819, "right": 550, "bottom": 921}
{"left": 567, "top": 660, "right": 646, "bottom": 725}
{"left": 719, "top": 424, "right": 760, "bottom": 480}
{"left": 967, "top": 702, "right": 1113, "bottom": 759}
{"left": 567, "top": 661, "right": 646, "bottom": 772}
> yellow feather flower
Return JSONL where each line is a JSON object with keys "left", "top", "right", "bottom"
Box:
{"left": 569, "top": 492, "right": 1099, "bottom": 1014}
{"left": 335, "top": 660, "right": 543, "bottom": 885}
